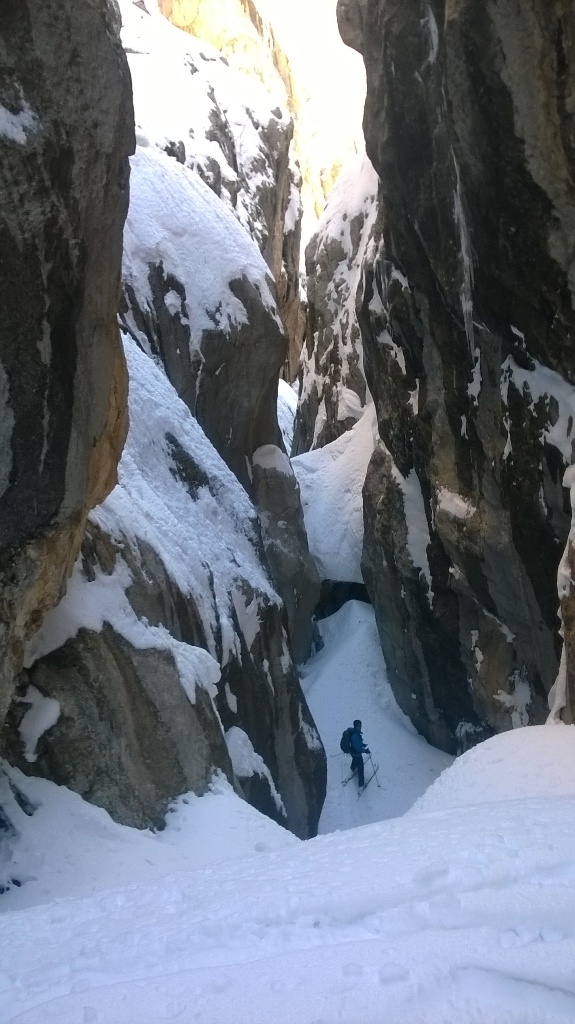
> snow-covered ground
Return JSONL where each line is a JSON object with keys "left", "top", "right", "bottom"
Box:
{"left": 4, "top": 601, "right": 575, "bottom": 1023}
{"left": 3, "top": 722, "right": 575, "bottom": 1023}
{"left": 301, "top": 601, "right": 452, "bottom": 832}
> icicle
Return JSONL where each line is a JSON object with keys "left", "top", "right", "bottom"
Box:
{"left": 452, "top": 155, "right": 475, "bottom": 357}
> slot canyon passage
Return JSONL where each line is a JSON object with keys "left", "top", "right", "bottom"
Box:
{"left": 1, "top": 0, "right": 575, "bottom": 1020}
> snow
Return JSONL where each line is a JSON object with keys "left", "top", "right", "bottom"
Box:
{"left": 392, "top": 465, "right": 433, "bottom": 605}
{"left": 3, "top": 720, "right": 575, "bottom": 1023}
{"left": 284, "top": 181, "right": 302, "bottom": 234}
{"left": 468, "top": 346, "right": 482, "bottom": 402}
{"left": 299, "top": 153, "right": 379, "bottom": 433}
{"left": 501, "top": 354, "right": 575, "bottom": 464}
{"left": 277, "top": 378, "right": 298, "bottom": 452}
{"left": 436, "top": 487, "right": 476, "bottom": 521}
{"left": 120, "top": 0, "right": 293, "bottom": 256}
{"left": 494, "top": 671, "right": 531, "bottom": 728}
{"left": 16, "top": 687, "right": 60, "bottom": 764}
{"left": 252, "top": 444, "right": 292, "bottom": 476}
{"left": 25, "top": 336, "right": 280, "bottom": 695}
{"left": 453, "top": 155, "right": 475, "bottom": 355}
{"left": 0, "top": 765, "right": 296, "bottom": 911}
{"left": 411, "top": 726, "right": 575, "bottom": 813}
{"left": 0, "top": 98, "right": 37, "bottom": 145}
{"left": 422, "top": 3, "right": 439, "bottom": 66}
{"left": 301, "top": 601, "right": 452, "bottom": 831}
{"left": 293, "top": 403, "right": 379, "bottom": 582}
{"left": 124, "top": 146, "right": 281, "bottom": 351}
{"left": 225, "top": 727, "right": 286, "bottom": 816}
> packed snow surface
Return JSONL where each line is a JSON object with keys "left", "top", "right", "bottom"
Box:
{"left": 4, "top": 604, "right": 575, "bottom": 1021}
{"left": 3, "top": 720, "right": 575, "bottom": 1023}
{"left": 301, "top": 602, "right": 451, "bottom": 831}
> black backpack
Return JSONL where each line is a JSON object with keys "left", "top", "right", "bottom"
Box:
{"left": 340, "top": 727, "right": 354, "bottom": 754}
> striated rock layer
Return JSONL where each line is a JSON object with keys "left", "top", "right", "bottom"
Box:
{"left": 0, "top": 0, "right": 134, "bottom": 726}
{"left": 338, "top": 0, "right": 575, "bottom": 751}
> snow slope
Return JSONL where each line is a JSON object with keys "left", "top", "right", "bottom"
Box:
{"left": 301, "top": 601, "right": 452, "bottom": 832}
{"left": 0, "top": 768, "right": 296, "bottom": 912}
{"left": 293, "top": 403, "right": 379, "bottom": 582}
{"left": 2, "top": 726, "right": 575, "bottom": 1023}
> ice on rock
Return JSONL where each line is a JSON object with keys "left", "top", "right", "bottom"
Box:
{"left": 17, "top": 687, "right": 60, "bottom": 763}
{"left": 225, "top": 726, "right": 286, "bottom": 815}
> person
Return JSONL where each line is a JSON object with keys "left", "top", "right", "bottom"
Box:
{"left": 350, "top": 719, "right": 370, "bottom": 788}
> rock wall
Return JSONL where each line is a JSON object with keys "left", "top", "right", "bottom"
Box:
{"left": 293, "top": 154, "right": 380, "bottom": 455}
{"left": 2, "top": 0, "right": 325, "bottom": 840}
{"left": 5, "top": 338, "right": 325, "bottom": 838}
{"left": 338, "top": 0, "right": 575, "bottom": 752}
{"left": 0, "top": 1, "right": 134, "bottom": 725}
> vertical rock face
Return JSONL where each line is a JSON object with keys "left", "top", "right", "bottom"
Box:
{"left": 338, "top": 0, "right": 575, "bottom": 751}
{"left": 0, "top": 1, "right": 134, "bottom": 724}
{"left": 293, "top": 154, "right": 380, "bottom": 455}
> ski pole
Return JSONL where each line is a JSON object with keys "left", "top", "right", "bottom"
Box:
{"left": 369, "top": 753, "right": 382, "bottom": 788}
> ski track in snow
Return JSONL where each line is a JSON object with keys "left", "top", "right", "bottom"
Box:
{"left": 3, "top": 788, "right": 575, "bottom": 1023}
{"left": 3, "top": 603, "right": 575, "bottom": 1022}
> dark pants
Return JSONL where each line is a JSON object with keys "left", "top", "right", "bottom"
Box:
{"left": 351, "top": 754, "right": 365, "bottom": 786}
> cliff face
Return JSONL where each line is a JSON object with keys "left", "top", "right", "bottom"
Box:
{"left": 293, "top": 154, "right": 380, "bottom": 455}
{"left": 156, "top": 0, "right": 304, "bottom": 380}
{"left": 1, "top": 0, "right": 325, "bottom": 840}
{"left": 5, "top": 338, "right": 324, "bottom": 837}
{"left": 0, "top": 1, "right": 134, "bottom": 725}
{"left": 120, "top": 3, "right": 320, "bottom": 663}
{"left": 337, "top": 0, "right": 575, "bottom": 751}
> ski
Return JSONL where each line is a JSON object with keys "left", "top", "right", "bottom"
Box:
{"left": 358, "top": 763, "right": 379, "bottom": 797}
{"left": 341, "top": 769, "right": 357, "bottom": 787}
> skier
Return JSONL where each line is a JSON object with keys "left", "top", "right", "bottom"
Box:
{"left": 350, "top": 719, "right": 370, "bottom": 789}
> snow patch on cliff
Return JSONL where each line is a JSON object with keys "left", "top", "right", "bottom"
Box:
{"left": 293, "top": 403, "right": 379, "bottom": 582}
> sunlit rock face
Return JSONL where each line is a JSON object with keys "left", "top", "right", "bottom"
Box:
{"left": 293, "top": 154, "right": 381, "bottom": 455}
{"left": 159, "top": 0, "right": 365, "bottom": 229}
{"left": 339, "top": 0, "right": 575, "bottom": 752}
{"left": 157, "top": 0, "right": 366, "bottom": 379}
{"left": 156, "top": 0, "right": 304, "bottom": 379}
{"left": 0, "top": 0, "right": 134, "bottom": 728}
{"left": 120, "top": 2, "right": 320, "bottom": 663}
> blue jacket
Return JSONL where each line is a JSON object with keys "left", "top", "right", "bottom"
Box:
{"left": 350, "top": 728, "right": 367, "bottom": 756}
